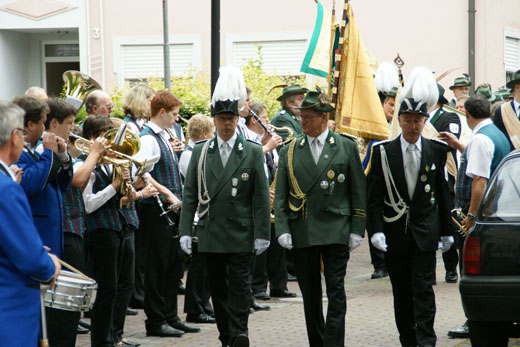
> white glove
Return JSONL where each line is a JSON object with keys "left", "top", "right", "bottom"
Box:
{"left": 349, "top": 233, "right": 363, "bottom": 252}
{"left": 277, "top": 233, "right": 293, "bottom": 250}
{"left": 179, "top": 235, "right": 192, "bottom": 255}
{"left": 254, "top": 238, "right": 270, "bottom": 255}
{"left": 441, "top": 236, "right": 455, "bottom": 253}
{"left": 371, "top": 232, "right": 387, "bottom": 252}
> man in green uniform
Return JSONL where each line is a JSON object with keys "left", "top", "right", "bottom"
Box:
{"left": 274, "top": 88, "right": 367, "bottom": 347}
{"left": 448, "top": 75, "right": 472, "bottom": 107}
{"left": 270, "top": 84, "right": 308, "bottom": 140}
{"left": 179, "top": 66, "right": 271, "bottom": 347}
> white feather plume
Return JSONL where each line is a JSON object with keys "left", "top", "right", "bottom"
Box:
{"left": 397, "top": 66, "right": 439, "bottom": 111}
{"left": 374, "top": 61, "right": 399, "bottom": 93}
{"left": 210, "top": 65, "right": 247, "bottom": 110}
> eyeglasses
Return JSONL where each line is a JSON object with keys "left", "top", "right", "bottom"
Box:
{"left": 300, "top": 114, "right": 321, "bottom": 121}
{"left": 102, "top": 104, "right": 113, "bottom": 111}
{"left": 14, "top": 128, "right": 28, "bottom": 138}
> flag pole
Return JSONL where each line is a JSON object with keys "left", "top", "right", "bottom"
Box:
{"left": 330, "top": 0, "right": 349, "bottom": 121}
{"left": 326, "top": 0, "right": 336, "bottom": 95}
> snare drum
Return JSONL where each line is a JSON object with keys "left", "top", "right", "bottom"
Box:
{"left": 44, "top": 270, "right": 97, "bottom": 312}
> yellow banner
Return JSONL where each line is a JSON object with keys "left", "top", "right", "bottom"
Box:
{"left": 335, "top": 4, "right": 389, "bottom": 140}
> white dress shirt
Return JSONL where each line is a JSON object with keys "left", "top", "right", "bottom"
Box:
{"left": 400, "top": 135, "right": 423, "bottom": 160}
{"left": 465, "top": 118, "right": 494, "bottom": 179}
{"left": 179, "top": 139, "right": 196, "bottom": 178}
{"left": 0, "top": 159, "right": 16, "bottom": 181}
{"left": 137, "top": 121, "right": 176, "bottom": 162}
{"left": 514, "top": 99, "right": 520, "bottom": 116}
{"left": 306, "top": 128, "right": 329, "bottom": 162}
{"left": 217, "top": 133, "right": 237, "bottom": 166}
{"left": 80, "top": 161, "right": 117, "bottom": 214}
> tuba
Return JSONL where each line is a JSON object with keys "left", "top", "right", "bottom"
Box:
{"left": 62, "top": 70, "right": 102, "bottom": 109}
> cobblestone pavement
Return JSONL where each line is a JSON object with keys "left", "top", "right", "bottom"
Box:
{"left": 76, "top": 239, "right": 520, "bottom": 346}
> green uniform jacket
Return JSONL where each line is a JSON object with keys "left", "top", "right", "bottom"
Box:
{"left": 179, "top": 135, "right": 271, "bottom": 253}
{"left": 274, "top": 131, "right": 366, "bottom": 248}
{"left": 270, "top": 107, "right": 302, "bottom": 141}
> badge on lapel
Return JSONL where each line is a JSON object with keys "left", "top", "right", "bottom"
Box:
{"left": 238, "top": 143, "right": 243, "bottom": 151}
{"left": 327, "top": 170, "right": 335, "bottom": 180}
{"left": 300, "top": 138, "right": 306, "bottom": 146}
{"left": 232, "top": 178, "right": 238, "bottom": 187}
{"left": 420, "top": 174, "right": 427, "bottom": 182}
{"left": 320, "top": 181, "right": 329, "bottom": 189}
{"left": 241, "top": 173, "right": 249, "bottom": 181}
{"left": 337, "top": 174, "right": 345, "bottom": 183}
{"left": 329, "top": 137, "right": 335, "bottom": 145}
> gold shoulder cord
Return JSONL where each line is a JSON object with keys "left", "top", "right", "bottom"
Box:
{"left": 287, "top": 139, "right": 307, "bottom": 220}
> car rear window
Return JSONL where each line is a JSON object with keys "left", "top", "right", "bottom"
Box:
{"left": 479, "top": 158, "right": 520, "bottom": 222}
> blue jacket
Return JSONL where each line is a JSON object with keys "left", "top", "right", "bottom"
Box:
{"left": 0, "top": 171, "right": 55, "bottom": 346}
{"left": 16, "top": 148, "right": 72, "bottom": 258}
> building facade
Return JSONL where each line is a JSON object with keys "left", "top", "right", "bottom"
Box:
{"left": 1, "top": 0, "right": 519, "bottom": 101}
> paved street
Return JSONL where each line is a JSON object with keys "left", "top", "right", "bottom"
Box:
{"left": 77, "top": 238, "right": 520, "bottom": 346}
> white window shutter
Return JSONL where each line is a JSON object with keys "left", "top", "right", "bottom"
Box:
{"left": 233, "top": 40, "right": 307, "bottom": 75}
{"left": 505, "top": 36, "right": 520, "bottom": 72}
{"left": 121, "top": 43, "right": 194, "bottom": 81}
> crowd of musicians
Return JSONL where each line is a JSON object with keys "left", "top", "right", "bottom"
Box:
{"left": 1, "top": 63, "right": 520, "bottom": 347}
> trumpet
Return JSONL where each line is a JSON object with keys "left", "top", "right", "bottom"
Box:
{"left": 451, "top": 208, "right": 469, "bottom": 236}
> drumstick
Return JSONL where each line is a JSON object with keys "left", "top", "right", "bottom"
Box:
{"left": 58, "top": 259, "right": 92, "bottom": 281}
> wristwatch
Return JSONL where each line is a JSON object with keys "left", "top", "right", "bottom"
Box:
{"left": 467, "top": 212, "right": 475, "bottom": 220}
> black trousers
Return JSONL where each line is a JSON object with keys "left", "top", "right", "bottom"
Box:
{"left": 205, "top": 252, "right": 253, "bottom": 346}
{"left": 184, "top": 237, "right": 213, "bottom": 316}
{"left": 252, "top": 224, "right": 288, "bottom": 294}
{"left": 441, "top": 240, "right": 458, "bottom": 272}
{"left": 46, "top": 232, "right": 85, "bottom": 347}
{"left": 141, "top": 204, "right": 183, "bottom": 329}
{"left": 131, "top": 203, "right": 146, "bottom": 308}
{"left": 385, "top": 237, "right": 437, "bottom": 347}
{"left": 292, "top": 244, "right": 349, "bottom": 347}
{"left": 88, "top": 226, "right": 135, "bottom": 347}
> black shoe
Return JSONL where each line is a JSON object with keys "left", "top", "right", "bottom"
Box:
{"left": 445, "top": 270, "right": 458, "bottom": 283}
{"left": 77, "top": 324, "right": 89, "bottom": 335}
{"left": 186, "top": 313, "right": 216, "bottom": 324}
{"left": 232, "top": 334, "right": 249, "bottom": 347}
{"left": 270, "top": 289, "right": 297, "bottom": 298}
{"left": 78, "top": 319, "right": 91, "bottom": 330}
{"left": 126, "top": 308, "right": 138, "bottom": 316}
{"left": 447, "top": 322, "right": 469, "bottom": 338}
{"left": 251, "top": 302, "right": 270, "bottom": 311}
{"left": 168, "top": 320, "right": 201, "bottom": 333}
{"left": 254, "top": 292, "right": 271, "bottom": 300}
{"left": 146, "top": 324, "right": 184, "bottom": 337}
{"left": 371, "top": 268, "right": 388, "bottom": 279}
{"left": 287, "top": 274, "right": 297, "bottom": 281}
{"left": 116, "top": 338, "right": 141, "bottom": 346}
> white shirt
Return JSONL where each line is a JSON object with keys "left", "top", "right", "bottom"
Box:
{"left": 0, "top": 159, "right": 16, "bottom": 181}
{"left": 126, "top": 119, "right": 147, "bottom": 135}
{"left": 306, "top": 128, "right": 329, "bottom": 159}
{"left": 80, "top": 161, "right": 117, "bottom": 214}
{"left": 465, "top": 118, "right": 495, "bottom": 179}
{"left": 217, "top": 133, "right": 237, "bottom": 158}
{"left": 179, "top": 139, "right": 195, "bottom": 178}
{"left": 136, "top": 121, "right": 176, "bottom": 165}
{"left": 400, "top": 135, "right": 423, "bottom": 156}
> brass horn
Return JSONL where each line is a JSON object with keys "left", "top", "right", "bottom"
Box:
{"left": 451, "top": 208, "right": 469, "bottom": 236}
{"left": 62, "top": 70, "right": 102, "bottom": 109}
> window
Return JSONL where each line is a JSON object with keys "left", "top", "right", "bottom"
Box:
{"left": 230, "top": 37, "right": 308, "bottom": 76}
{"left": 505, "top": 35, "right": 520, "bottom": 82}
{"left": 480, "top": 157, "right": 520, "bottom": 221}
{"left": 121, "top": 43, "right": 194, "bottom": 83}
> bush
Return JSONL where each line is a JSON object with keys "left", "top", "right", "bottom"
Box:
{"left": 74, "top": 46, "right": 307, "bottom": 124}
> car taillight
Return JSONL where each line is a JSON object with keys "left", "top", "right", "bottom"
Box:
{"left": 463, "top": 235, "right": 481, "bottom": 274}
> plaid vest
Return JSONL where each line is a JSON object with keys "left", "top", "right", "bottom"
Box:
{"left": 140, "top": 126, "right": 183, "bottom": 203}
{"left": 85, "top": 166, "right": 139, "bottom": 231}
{"left": 62, "top": 186, "right": 85, "bottom": 237}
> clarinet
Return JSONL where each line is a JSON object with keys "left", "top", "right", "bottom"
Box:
{"left": 141, "top": 175, "right": 174, "bottom": 227}
{"left": 248, "top": 109, "right": 274, "bottom": 137}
